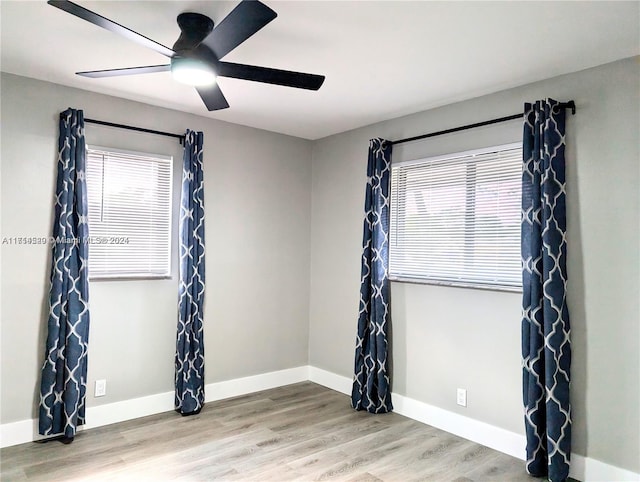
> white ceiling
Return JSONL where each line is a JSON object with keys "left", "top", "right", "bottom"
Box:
{"left": 1, "top": 1, "right": 638, "bottom": 140}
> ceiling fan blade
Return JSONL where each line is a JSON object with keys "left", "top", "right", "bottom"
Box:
{"left": 77, "top": 65, "right": 171, "bottom": 78}
{"left": 47, "top": 0, "right": 175, "bottom": 58}
{"left": 217, "top": 62, "right": 325, "bottom": 90}
{"left": 196, "top": 84, "right": 230, "bottom": 111}
{"left": 203, "top": 0, "right": 277, "bottom": 60}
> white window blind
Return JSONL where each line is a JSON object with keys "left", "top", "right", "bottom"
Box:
{"left": 85, "top": 146, "right": 173, "bottom": 279}
{"left": 389, "top": 143, "right": 522, "bottom": 291}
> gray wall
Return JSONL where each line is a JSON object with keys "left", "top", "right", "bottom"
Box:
{"left": 2, "top": 57, "right": 638, "bottom": 474}
{"left": 309, "top": 57, "right": 639, "bottom": 472}
{"left": 1, "top": 73, "right": 312, "bottom": 423}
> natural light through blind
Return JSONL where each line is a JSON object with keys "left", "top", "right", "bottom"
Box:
{"left": 389, "top": 143, "right": 522, "bottom": 290}
{"left": 86, "top": 146, "right": 173, "bottom": 279}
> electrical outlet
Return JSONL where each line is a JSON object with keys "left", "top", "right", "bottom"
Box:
{"left": 457, "top": 388, "right": 467, "bottom": 407}
{"left": 95, "top": 379, "right": 107, "bottom": 397}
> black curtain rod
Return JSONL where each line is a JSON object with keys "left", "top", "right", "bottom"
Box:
{"left": 85, "top": 118, "right": 186, "bottom": 145}
{"left": 388, "top": 100, "right": 576, "bottom": 146}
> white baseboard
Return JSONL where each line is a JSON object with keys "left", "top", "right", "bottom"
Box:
{"left": 307, "top": 367, "right": 523, "bottom": 459}
{"left": 308, "top": 366, "right": 352, "bottom": 395}
{"left": 0, "top": 418, "right": 44, "bottom": 448}
{"left": 392, "top": 392, "right": 526, "bottom": 460}
{"left": 205, "top": 366, "right": 309, "bottom": 403}
{"left": 2, "top": 365, "right": 638, "bottom": 482}
{"left": 307, "top": 366, "right": 640, "bottom": 482}
{"left": 0, "top": 365, "right": 308, "bottom": 449}
{"left": 86, "top": 390, "right": 175, "bottom": 430}
{"left": 570, "top": 454, "right": 640, "bottom": 482}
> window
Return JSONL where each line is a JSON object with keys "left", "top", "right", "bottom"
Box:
{"left": 389, "top": 143, "right": 522, "bottom": 291}
{"left": 85, "top": 146, "right": 173, "bottom": 279}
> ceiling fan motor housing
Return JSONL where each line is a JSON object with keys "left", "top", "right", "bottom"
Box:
{"left": 171, "top": 12, "right": 219, "bottom": 84}
{"left": 173, "top": 12, "right": 214, "bottom": 53}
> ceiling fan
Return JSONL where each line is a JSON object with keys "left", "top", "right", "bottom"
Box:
{"left": 47, "top": 0, "right": 326, "bottom": 111}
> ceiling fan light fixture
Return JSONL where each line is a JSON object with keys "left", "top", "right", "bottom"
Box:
{"left": 171, "top": 57, "right": 216, "bottom": 86}
{"left": 49, "top": 0, "right": 324, "bottom": 111}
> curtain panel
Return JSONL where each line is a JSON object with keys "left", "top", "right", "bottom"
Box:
{"left": 521, "top": 99, "right": 571, "bottom": 482}
{"left": 351, "top": 138, "right": 393, "bottom": 414}
{"left": 39, "top": 108, "right": 91, "bottom": 439}
{"left": 175, "top": 130, "right": 206, "bottom": 415}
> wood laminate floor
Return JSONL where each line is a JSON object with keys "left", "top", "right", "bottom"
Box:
{"left": 1, "top": 382, "right": 546, "bottom": 481}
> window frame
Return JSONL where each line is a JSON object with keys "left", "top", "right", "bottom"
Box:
{"left": 85, "top": 145, "right": 174, "bottom": 281}
{"left": 388, "top": 142, "right": 523, "bottom": 293}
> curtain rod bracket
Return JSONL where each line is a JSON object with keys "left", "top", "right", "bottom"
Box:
{"left": 562, "top": 100, "right": 576, "bottom": 115}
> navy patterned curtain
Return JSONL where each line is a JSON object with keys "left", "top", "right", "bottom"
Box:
{"left": 39, "top": 108, "right": 91, "bottom": 440}
{"left": 175, "top": 130, "right": 206, "bottom": 415}
{"left": 521, "top": 99, "right": 571, "bottom": 482}
{"left": 351, "top": 138, "right": 393, "bottom": 414}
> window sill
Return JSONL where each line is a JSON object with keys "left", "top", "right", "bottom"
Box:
{"left": 389, "top": 276, "right": 522, "bottom": 294}
{"left": 89, "top": 275, "right": 173, "bottom": 282}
